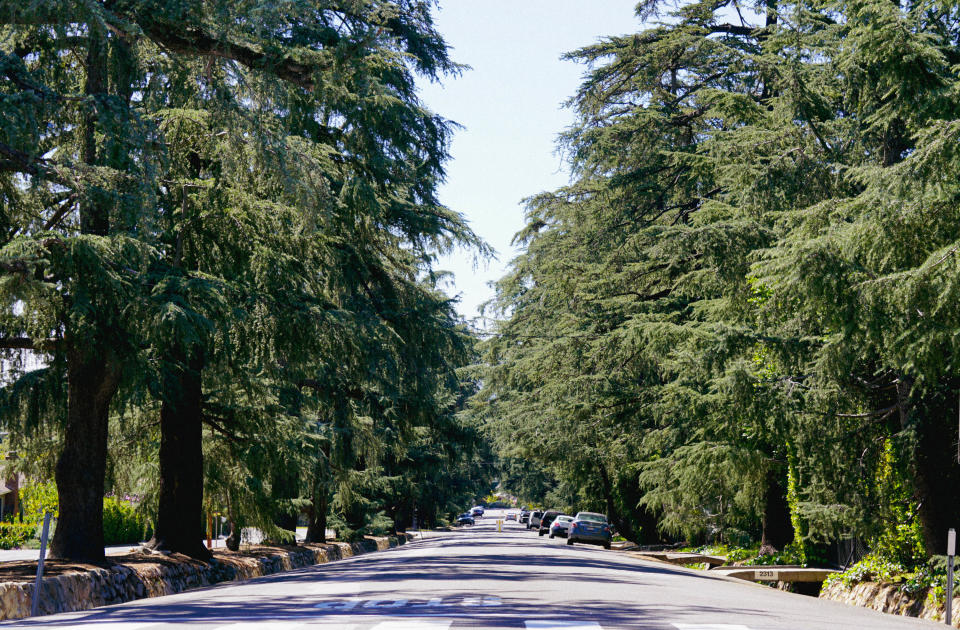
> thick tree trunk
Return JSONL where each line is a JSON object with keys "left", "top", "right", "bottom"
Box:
{"left": 597, "top": 465, "right": 630, "bottom": 538}
{"left": 48, "top": 17, "right": 120, "bottom": 565}
{"left": 49, "top": 348, "right": 120, "bottom": 562}
{"left": 306, "top": 489, "right": 328, "bottom": 543}
{"left": 910, "top": 386, "right": 960, "bottom": 557}
{"left": 759, "top": 461, "right": 794, "bottom": 554}
{"left": 272, "top": 465, "right": 300, "bottom": 537}
{"left": 148, "top": 352, "right": 211, "bottom": 559}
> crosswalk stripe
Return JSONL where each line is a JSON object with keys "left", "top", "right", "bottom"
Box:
{"left": 57, "top": 624, "right": 157, "bottom": 630}
{"left": 524, "top": 622, "right": 603, "bottom": 629}
{"left": 369, "top": 621, "right": 453, "bottom": 630}
{"left": 672, "top": 624, "right": 751, "bottom": 630}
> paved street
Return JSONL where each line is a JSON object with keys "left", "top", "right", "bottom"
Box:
{"left": 5, "top": 509, "right": 941, "bottom": 629}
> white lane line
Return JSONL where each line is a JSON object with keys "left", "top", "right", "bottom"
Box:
{"left": 369, "top": 621, "right": 453, "bottom": 630}
{"left": 217, "top": 623, "right": 315, "bottom": 630}
{"left": 672, "top": 625, "right": 752, "bottom": 630}
{"left": 524, "top": 622, "right": 603, "bottom": 629}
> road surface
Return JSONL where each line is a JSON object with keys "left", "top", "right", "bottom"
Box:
{"left": 5, "top": 509, "right": 941, "bottom": 629}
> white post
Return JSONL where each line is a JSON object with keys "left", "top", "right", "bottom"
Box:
{"left": 948, "top": 528, "right": 956, "bottom": 626}
{"left": 31, "top": 512, "right": 52, "bottom": 617}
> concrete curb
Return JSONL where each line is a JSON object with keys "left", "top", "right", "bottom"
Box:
{"left": 0, "top": 535, "right": 411, "bottom": 621}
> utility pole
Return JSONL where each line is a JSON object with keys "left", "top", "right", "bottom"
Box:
{"left": 948, "top": 528, "right": 956, "bottom": 626}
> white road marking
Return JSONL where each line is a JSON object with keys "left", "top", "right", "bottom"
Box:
{"left": 524, "top": 622, "right": 603, "bottom": 629}
{"left": 217, "top": 623, "right": 314, "bottom": 630}
{"left": 460, "top": 595, "right": 502, "bottom": 606}
{"left": 363, "top": 598, "right": 409, "bottom": 608}
{"left": 57, "top": 624, "right": 157, "bottom": 630}
{"left": 369, "top": 621, "right": 453, "bottom": 630}
{"left": 672, "top": 625, "right": 752, "bottom": 630}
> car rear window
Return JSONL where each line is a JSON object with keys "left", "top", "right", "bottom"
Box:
{"left": 576, "top": 512, "right": 607, "bottom": 523}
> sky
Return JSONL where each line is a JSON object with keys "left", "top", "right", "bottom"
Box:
{"left": 418, "top": 2, "right": 643, "bottom": 327}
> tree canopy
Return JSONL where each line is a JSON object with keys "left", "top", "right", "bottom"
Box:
{"left": 1, "top": 0, "right": 492, "bottom": 561}
{"left": 475, "top": 0, "right": 960, "bottom": 566}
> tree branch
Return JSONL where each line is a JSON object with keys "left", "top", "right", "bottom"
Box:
{"left": 138, "top": 21, "right": 324, "bottom": 90}
{"left": 836, "top": 404, "right": 898, "bottom": 419}
{"left": 0, "top": 337, "right": 60, "bottom": 351}
{"left": 201, "top": 414, "right": 244, "bottom": 444}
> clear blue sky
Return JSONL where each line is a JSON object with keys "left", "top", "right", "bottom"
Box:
{"left": 418, "top": 2, "right": 642, "bottom": 326}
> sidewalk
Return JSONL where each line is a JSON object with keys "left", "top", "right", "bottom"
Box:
{"left": 0, "top": 527, "right": 336, "bottom": 563}
{"left": 0, "top": 537, "right": 232, "bottom": 563}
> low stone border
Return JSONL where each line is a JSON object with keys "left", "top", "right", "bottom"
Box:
{"left": 0, "top": 535, "right": 410, "bottom": 621}
{"left": 820, "top": 578, "right": 960, "bottom": 626}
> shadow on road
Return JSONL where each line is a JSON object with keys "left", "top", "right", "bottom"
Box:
{"left": 7, "top": 589, "right": 771, "bottom": 629}
{"left": 4, "top": 530, "right": 760, "bottom": 629}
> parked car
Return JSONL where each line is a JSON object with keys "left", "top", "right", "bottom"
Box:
{"left": 538, "top": 510, "right": 560, "bottom": 536}
{"left": 527, "top": 509, "right": 544, "bottom": 530}
{"left": 457, "top": 513, "right": 475, "bottom": 526}
{"left": 567, "top": 512, "right": 612, "bottom": 548}
{"left": 519, "top": 510, "right": 531, "bottom": 524}
{"left": 470, "top": 505, "right": 484, "bottom": 518}
{"left": 549, "top": 514, "right": 574, "bottom": 538}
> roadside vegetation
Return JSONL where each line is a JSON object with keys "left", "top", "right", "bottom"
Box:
{"left": 472, "top": 0, "right": 960, "bottom": 594}
{"left": 0, "top": 0, "right": 493, "bottom": 562}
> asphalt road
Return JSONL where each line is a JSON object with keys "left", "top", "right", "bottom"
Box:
{"left": 6, "top": 509, "right": 943, "bottom": 629}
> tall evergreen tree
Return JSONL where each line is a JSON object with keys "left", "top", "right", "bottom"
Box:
{"left": 2, "top": 0, "right": 486, "bottom": 561}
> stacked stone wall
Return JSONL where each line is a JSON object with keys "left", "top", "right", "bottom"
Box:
{"left": 820, "top": 578, "right": 960, "bottom": 626}
{"left": 0, "top": 535, "right": 406, "bottom": 621}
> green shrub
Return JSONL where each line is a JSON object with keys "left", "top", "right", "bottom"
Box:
{"left": 19, "top": 481, "right": 58, "bottom": 523}
{"left": 0, "top": 522, "right": 36, "bottom": 549}
{"left": 102, "top": 497, "right": 151, "bottom": 545}
{"left": 744, "top": 543, "right": 805, "bottom": 567}
{"left": 824, "top": 553, "right": 910, "bottom": 589}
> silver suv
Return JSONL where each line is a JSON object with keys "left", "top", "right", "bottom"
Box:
{"left": 527, "top": 509, "right": 544, "bottom": 530}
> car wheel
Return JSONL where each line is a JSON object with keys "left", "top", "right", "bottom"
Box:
{"left": 567, "top": 538, "right": 574, "bottom": 545}
{"left": 549, "top": 533, "right": 554, "bottom": 539}
{"left": 604, "top": 541, "right": 611, "bottom": 549}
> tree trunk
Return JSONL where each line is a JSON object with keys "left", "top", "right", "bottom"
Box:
{"left": 306, "top": 489, "right": 328, "bottom": 543}
{"left": 597, "top": 464, "right": 630, "bottom": 537}
{"left": 48, "top": 18, "right": 120, "bottom": 565}
{"left": 759, "top": 461, "right": 794, "bottom": 554}
{"left": 148, "top": 352, "right": 211, "bottom": 559}
{"left": 910, "top": 386, "right": 960, "bottom": 557}
{"left": 272, "top": 464, "right": 300, "bottom": 536}
{"left": 49, "top": 347, "right": 120, "bottom": 562}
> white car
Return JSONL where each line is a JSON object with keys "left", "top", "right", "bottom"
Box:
{"left": 505, "top": 511, "right": 519, "bottom": 521}
{"left": 549, "top": 515, "right": 574, "bottom": 538}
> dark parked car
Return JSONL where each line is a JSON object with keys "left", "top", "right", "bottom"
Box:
{"left": 457, "top": 513, "right": 475, "bottom": 526}
{"left": 567, "top": 511, "right": 612, "bottom": 548}
{"left": 538, "top": 510, "right": 560, "bottom": 536}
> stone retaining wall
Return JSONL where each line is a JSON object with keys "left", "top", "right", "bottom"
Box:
{"left": 0, "top": 536, "right": 406, "bottom": 621}
{"left": 820, "top": 578, "right": 960, "bottom": 626}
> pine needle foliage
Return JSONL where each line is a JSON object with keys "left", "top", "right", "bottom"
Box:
{"left": 1, "top": 0, "right": 490, "bottom": 560}
{"left": 477, "top": 0, "right": 960, "bottom": 562}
